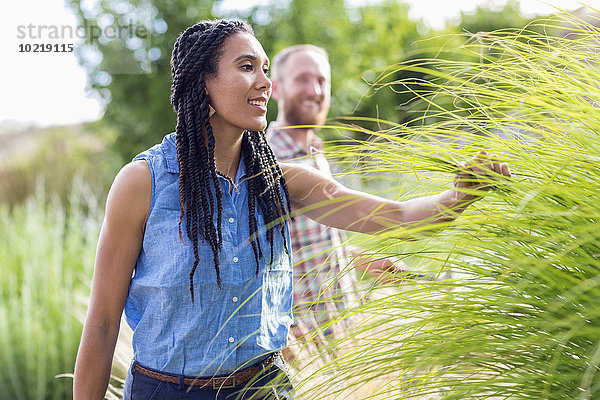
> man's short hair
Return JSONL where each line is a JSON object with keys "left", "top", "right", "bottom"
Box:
{"left": 271, "top": 44, "right": 329, "bottom": 81}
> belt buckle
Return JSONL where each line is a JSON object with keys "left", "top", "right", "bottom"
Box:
{"left": 212, "top": 376, "right": 236, "bottom": 389}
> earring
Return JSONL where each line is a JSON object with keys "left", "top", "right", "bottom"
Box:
{"left": 209, "top": 105, "right": 216, "bottom": 117}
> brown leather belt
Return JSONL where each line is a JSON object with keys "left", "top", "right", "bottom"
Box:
{"left": 133, "top": 353, "right": 279, "bottom": 389}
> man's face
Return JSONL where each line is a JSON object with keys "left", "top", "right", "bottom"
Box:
{"left": 273, "top": 50, "right": 331, "bottom": 127}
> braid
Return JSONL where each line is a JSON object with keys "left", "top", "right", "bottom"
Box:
{"left": 171, "top": 20, "right": 291, "bottom": 302}
{"left": 242, "top": 130, "right": 293, "bottom": 274}
{"left": 245, "top": 164, "right": 263, "bottom": 274}
{"left": 261, "top": 136, "right": 293, "bottom": 256}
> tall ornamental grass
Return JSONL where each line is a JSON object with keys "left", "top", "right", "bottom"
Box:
{"left": 0, "top": 180, "right": 101, "bottom": 400}
{"left": 287, "top": 13, "right": 600, "bottom": 400}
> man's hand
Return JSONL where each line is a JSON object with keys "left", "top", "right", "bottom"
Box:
{"left": 349, "top": 248, "right": 411, "bottom": 284}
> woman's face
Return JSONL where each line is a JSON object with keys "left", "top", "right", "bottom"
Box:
{"left": 205, "top": 32, "right": 272, "bottom": 135}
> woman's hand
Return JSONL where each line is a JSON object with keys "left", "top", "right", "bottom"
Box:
{"left": 453, "top": 151, "right": 511, "bottom": 203}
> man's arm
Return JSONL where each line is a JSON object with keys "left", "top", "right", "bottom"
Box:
{"left": 281, "top": 151, "right": 510, "bottom": 236}
{"left": 73, "top": 161, "right": 151, "bottom": 400}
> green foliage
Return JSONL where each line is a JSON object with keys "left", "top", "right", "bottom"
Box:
{"left": 0, "top": 182, "right": 101, "bottom": 400}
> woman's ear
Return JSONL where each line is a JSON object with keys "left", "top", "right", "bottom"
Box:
{"left": 205, "top": 87, "right": 216, "bottom": 117}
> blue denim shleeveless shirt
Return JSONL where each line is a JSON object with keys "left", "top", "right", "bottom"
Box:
{"left": 124, "top": 133, "right": 294, "bottom": 377}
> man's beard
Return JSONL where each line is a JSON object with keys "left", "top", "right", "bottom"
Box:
{"left": 283, "top": 99, "right": 328, "bottom": 127}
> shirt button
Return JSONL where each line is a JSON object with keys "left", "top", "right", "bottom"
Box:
{"left": 228, "top": 337, "right": 235, "bottom": 343}
{"left": 228, "top": 217, "right": 235, "bottom": 223}
{"left": 233, "top": 257, "right": 239, "bottom": 263}
{"left": 232, "top": 297, "right": 238, "bottom": 303}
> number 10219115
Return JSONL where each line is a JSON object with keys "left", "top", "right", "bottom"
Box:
{"left": 18, "top": 43, "right": 74, "bottom": 53}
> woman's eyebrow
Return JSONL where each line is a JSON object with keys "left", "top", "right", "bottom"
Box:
{"left": 233, "top": 54, "right": 270, "bottom": 65}
{"left": 233, "top": 54, "right": 257, "bottom": 62}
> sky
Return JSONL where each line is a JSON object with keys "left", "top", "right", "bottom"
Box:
{"left": 0, "top": 0, "right": 590, "bottom": 127}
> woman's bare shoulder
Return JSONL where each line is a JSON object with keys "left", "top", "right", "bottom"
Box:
{"left": 115, "top": 160, "right": 151, "bottom": 189}
{"left": 105, "top": 160, "right": 152, "bottom": 223}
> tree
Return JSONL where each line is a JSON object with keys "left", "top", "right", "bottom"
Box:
{"left": 67, "top": 0, "right": 218, "bottom": 160}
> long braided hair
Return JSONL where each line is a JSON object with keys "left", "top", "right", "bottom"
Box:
{"left": 170, "top": 20, "right": 292, "bottom": 302}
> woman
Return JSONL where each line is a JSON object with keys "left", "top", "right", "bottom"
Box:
{"left": 73, "top": 19, "right": 510, "bottom": 400}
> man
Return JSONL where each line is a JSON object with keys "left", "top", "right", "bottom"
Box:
{"left": 266, "top": 45, "right": 404, "bottom": 350}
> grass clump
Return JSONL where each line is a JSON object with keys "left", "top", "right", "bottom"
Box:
{"left": 290, "top": 12, "right": 600, "bottom": 400}
{"left": 0, "top": 181, "right": 101, "bottom": 400}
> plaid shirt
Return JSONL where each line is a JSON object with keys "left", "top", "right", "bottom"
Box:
{"left": 267, "top": 127, "right": 362, "bottom": 337}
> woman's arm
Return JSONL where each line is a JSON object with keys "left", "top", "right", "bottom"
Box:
{"left": 282, "top": 151, "right": 510, "bottom": 235}
{"left": 73, "top": 160, "right": 151, "bottom": 400}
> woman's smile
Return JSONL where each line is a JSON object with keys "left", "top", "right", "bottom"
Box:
{"left": 248, "top": 96, "right": 269, "bottom": 112}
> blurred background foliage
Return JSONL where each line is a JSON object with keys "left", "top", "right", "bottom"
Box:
{"left": 1, "top": 0, "right": 596, "bottom": 399}
{"left": 63, "top": 0, "right": 541, "bottom": 160}
{"left": 0, "top": 123, "right": 119, "bottom": 207}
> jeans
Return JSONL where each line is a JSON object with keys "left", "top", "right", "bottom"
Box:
{"left": 123, "top": 356, "right": 294, "bottom": 400}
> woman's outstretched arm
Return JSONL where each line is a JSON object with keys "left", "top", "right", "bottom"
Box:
{"left": 282, "top": 151, "right": 510, "bottom": 235}
{"left": 73, "top": 160, "right": 151, "bottom": 400}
